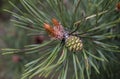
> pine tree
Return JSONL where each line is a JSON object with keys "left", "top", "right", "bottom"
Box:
{"left": 2, "top": 0, "right": 120, "bottom": 79}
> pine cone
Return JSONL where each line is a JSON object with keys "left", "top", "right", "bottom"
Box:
{"left": 65, "top": 35, "right": 83, "bottom": 52}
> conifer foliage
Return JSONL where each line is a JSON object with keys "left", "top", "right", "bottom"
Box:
{"left": 2, "top": 0, "right": 120, "bottom": 79}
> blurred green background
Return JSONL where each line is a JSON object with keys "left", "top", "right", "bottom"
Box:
{"left": 0, "top": 0, "right": 45, "bottom": 79}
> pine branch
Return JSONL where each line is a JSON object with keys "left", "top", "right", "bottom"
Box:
{"left": 2, "top": 0, "right": 120, "bottom": 79}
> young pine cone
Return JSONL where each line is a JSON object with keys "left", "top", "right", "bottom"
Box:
{"left": 65, "top": 35, "right": 83, "bottom": 52}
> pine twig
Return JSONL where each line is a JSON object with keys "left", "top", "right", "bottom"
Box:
{"left": 74, "top": 10, "right": 108, "bottom": 25}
